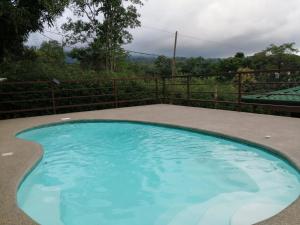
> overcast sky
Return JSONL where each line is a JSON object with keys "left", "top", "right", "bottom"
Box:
{"left": 27, "top": 0, "right": 300, "bottom": 58}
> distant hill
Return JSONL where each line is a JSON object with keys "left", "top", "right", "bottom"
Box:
{"left": 127, "top": 55, "right": 156, "bottom": 64}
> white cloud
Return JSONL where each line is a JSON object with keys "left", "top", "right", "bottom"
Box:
{"left": 27, "top": 0, "right": 300, "bottom": 57}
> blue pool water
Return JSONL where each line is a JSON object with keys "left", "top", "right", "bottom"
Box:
{"left": 17, "top": 121, "right": 300, "bottom": 225}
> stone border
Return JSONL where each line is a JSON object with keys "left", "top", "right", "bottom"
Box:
{"left": 0, "top": 104, "right": 299, "bottom": 225}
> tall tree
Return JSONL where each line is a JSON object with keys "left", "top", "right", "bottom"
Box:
{"left": 0, "top": 0, "right": 68, "bottom": 63}
{"left": 263, "top": 43, "right": 299, "bottom": 70}
{"left": 62, "top": 0, "right": 143, "bottom": 72}
{"left": 154, "top": 56, "right": 172, "bottom": 77}
{"left": 250, "top": 43, "right": 300, "bottom": 70}
{"left": 37, "top": 40, "right": 65, "bottom": 64}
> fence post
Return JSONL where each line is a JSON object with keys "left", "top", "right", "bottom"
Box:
{"left": 113, "top": 79, "right": 118, "bottom": 108}
{"left": 238, "top": 72, "right": 242, "bottom": 111}
{"left": 162, "top": 77, "right": 166, "bottom": 103}
{"left": 186, "top": 76, "right": 191, "bottom": 104}
{"left": 214, "top": 85, "right": 218, "bottom": 109}
{"left": 155, "top": 77, "right": 159, "bottom": 102}
{"left": 51, "top": 83, "right": 56, "bottom": 114}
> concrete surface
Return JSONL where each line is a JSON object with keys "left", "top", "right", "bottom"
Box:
{"left": 0, "top": 104, "right": 299, "bottom": 225}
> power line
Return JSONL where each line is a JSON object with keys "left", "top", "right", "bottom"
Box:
{"left": 140, "top": 24, "right": 237, "bottom": 48}
{"left": 44, "top": 30, "right": 65, "bottom": 36}
{"left": 137, "top": 25, "right": 239, "bottom": 55}
{"left": 140, "top": 25, "right": 174, "bottom": 34}
{"left": 43, "top": 30, "right": 168, "bottom": 57}
{"left": 135, "top": 27, "right": 240, "bottom": 57}
{"left": 44, "top": 25, "right": 237, "bottom": 57}
{"left": 39, "top": 32, "right": 58, "bottom": 42}
{"left": 178, "top": 33, "right": 239, "bottom": 50}
{"left": 43, "top": 20, "right": 241, "bottom": 57}
{"left": 45, "top": 25, "right": 236, "bottom": 48}
{"left": 39, "top": 32, "right": 75, "bottom": 48}
{"left": 45, "top": 20, "right": 225, "bottom": 47}
{"left": 124, "top": 49, "right": 162, "bottom": 57}
{"left": 39, "top": 32, "right": 166, "bottom": 57}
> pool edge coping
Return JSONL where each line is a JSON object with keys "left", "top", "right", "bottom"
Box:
{"left": 1, "top": 104, "right": 300, "bottom": 225}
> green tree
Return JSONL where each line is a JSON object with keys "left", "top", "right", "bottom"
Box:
{"left": 181, "top": 57, "right": 204, "bottom": 75}
{"left": 234, "top": 52, "right": 245, "bottom": 59}
{"left": 0, "top": 0, "right": 68, "bottom": 63}
{"left": 180, "top": 57, "right": 219, "bottom": 76}
{"left": 62, "top": 0, "right": 143, "bottom": 72}
{"left": 154, "top": 56, "right": 172, "bottom": 77}
{"left": 37, "top": 41, "right": 65, "bottom": 64}
{"left": 218, "top": 57, "right": 243, "bottom": 74}
{"left": 264, "top": 43, "right": 299, "bottom": 69}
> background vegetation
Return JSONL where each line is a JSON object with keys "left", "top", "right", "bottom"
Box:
{"left": 1, "top": 1, "right": 300, "bottom": 118}
{"left": 1, "top": 41, "right": 300, "bottom": 81}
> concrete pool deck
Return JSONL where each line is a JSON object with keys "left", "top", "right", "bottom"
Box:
{"left": 0, "top": 104, "right": 299, "bottom": 225}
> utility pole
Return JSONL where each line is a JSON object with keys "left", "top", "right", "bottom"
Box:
{"left": 172, "top": 31, "right": 178, "bottom": 78}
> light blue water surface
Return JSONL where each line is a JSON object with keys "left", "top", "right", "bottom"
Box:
{"left": 17, "top": 122, "right": 300, "bottom": 225}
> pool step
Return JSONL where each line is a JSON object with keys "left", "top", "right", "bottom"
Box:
{"left": 230, "top": 202, "right": 285, "bottom": 225}
{"left": 20, "top": 184, "right": 63, "bottom": 225}
{"left": 159, "top": 191, "right": 285, "bottom": 225}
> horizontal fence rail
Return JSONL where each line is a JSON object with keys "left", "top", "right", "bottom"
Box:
{"left": 163, "top": 69, "right": 300, "bottom": 115}
{"left": 0, "top": 77, "right": 161, "bottom": 119}
{"left": 1, "top": 69, "right": 300, "bottom": 119}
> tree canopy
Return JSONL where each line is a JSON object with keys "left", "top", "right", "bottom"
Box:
{"left": 62, "top": 0, "right": 143, "bottom": 72}
{"left": 145, "top": 43, "right": 300, "bottom": 78}
{"left": 37, "top": 40, "right": 65, "bottom": 64}
{"left": 0, "top": 0, "right": 68, "bottom": 62}
{"left": 262, "top": 43, "right": 299, "bottom": 69}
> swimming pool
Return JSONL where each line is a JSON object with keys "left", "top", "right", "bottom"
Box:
{"left": 17, "top": 121, "right": 300, "bottom": 225}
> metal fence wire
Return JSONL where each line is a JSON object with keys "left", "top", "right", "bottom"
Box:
{"left": 1, "top": 69, "right": 300, "bottom": 119}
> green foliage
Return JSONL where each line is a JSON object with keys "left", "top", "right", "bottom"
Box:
{"left": 180, "top": 57, "right": 219, "bottom": 76}
{"left": 1, "top": 40, "right": 300, "bottom": 118}
{"left": 37, "top": 41, "right": 65, "bottom": 64}
{"left": 62, "top": 0, "right": 143, "bottom": 72}
{"left": 0, "top": 41, "right": 102, "bottom": 81}
{"left": 264, "top": 43, "right": 299, "bottom": 69}
{"left": 154, "top": 56, "right": 172, "bottom": 77}
{"left": 235, "top": 52, "right": 245, "bottom": 58}
{"left": 68, "top": 46, "right": 128, "bottom": 72}
{"left": 69, "top": 47, "right": 106, "bottom": 70}
{"left": 252, "top": 43, "right": 300, "bottom": 70}
{"left": 153, "top": 43, "right": 300, "bottom": 80}
{"left": 0, "top": 0, "right": 68, "bottom": 62}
